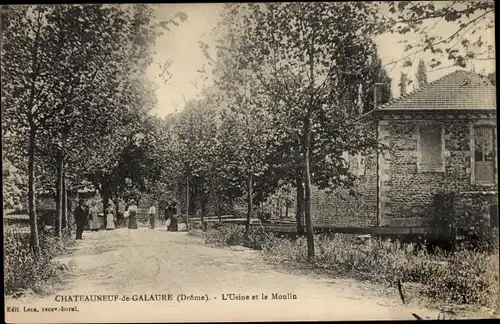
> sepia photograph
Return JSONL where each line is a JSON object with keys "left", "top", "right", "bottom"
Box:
{"left": 2, "top": 1, "right": 498, "bottom": 322}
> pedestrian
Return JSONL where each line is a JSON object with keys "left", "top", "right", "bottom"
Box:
{"left": 105, "top": 202, "right": 116, "bottom": 230}
{"left": 127, "top": 200, "right": 138, "bottom": 229}
{"left": 88, "top": 201, "right": 100, "bottom": 232}
{"left": 74, "top": 199, "right": 88, "bottom": 240}
{"left": 148, "top": 202, "right": 156, "bottom": 229}
{"left": 164, "top": 203, "right": 171, "bottom": 223}
{"left": 167, "top": 201, "right": 179, "bottom": 231}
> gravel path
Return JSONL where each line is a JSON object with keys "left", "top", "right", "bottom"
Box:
{"left": 5, "top": 227, "right": 441, "bottom": 322}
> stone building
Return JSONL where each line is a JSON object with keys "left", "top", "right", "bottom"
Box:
{"left": 311, "top": 70, "right": 497, "bottom": 234}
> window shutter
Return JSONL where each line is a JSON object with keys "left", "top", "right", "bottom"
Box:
{"left": 420, "top": 126, "right": 443, "bottom": 170}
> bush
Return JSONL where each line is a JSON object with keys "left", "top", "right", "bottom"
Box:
{"left": 201, "top": 225, "right": 499, "bottom": 308}
{"left": 423, "top": 249, "right": 499, "bottom": 307}
{"left": 204, "top": 225, "right": 276, "bottom": 250}
{"left": 4, "top": 227, "right": 71, "bottom": 296}
{"left": 205, "top": 225, "right": 246, "bottom": 246}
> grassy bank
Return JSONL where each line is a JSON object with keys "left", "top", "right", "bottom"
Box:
{"left": 4, "top": 227, "right": 73, "bottom": 297}
{"left": 189, "top": 225, "right": 499, "bottom": 312}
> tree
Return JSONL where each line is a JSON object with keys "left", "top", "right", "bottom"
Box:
{"left": 216, "top": 3, "right": 384, "bottom": 260}
{"left": 210, "top": 7, "right": 277, "bottom": 234}
{"left": 399, "top": 72, "right": 409, "bottom": 97}
{"left": 170, "top": 97, "right": 218, "bottom": 226}
{"left": 2, "top": 5, "right": 67, "bottom": 254}
{"left": 217, "top": 87, "right": 273, "bottom": 234}
{"left": 416, "top": 59, "right": 428, "bottom": 89}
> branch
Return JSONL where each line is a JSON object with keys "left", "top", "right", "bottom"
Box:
{"left": 390, "top": 1, "right": 458, "bottom": 25}
{"left": 383, "top": 9, "right": 494, "bottom": 68}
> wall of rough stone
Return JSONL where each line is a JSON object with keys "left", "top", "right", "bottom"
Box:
{"left": 378, "top": 112, "right": 497, "bottom": 227}
{"left": 310, "top": 121, "right": 378, "bottom": 227}
{"left": 308, "top": 110, "right": 497, "bottom": 229}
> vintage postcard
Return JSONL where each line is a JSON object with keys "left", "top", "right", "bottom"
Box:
{"left": 2, "top": 2, "right": 498, "bottom": 323}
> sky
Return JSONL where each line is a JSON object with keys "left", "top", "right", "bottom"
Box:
{"left": 147, "top": 3, "right": 496, "bottom": 118}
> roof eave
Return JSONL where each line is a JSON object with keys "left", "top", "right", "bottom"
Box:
{"left": 377, "top": 107, "right": 496, "bottom": 111}
{"left": 355, "top": 107, "right": 496, "bottom": 123}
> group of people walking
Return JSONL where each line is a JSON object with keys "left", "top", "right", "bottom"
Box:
{"left": 72, "top": 199, "right": 178, "bottom": 240}
{"left": 145, "top": 201, "right": 178, "bottom": 231}
{"left": 73, "top": 199, "right": 119, "bottom": 240}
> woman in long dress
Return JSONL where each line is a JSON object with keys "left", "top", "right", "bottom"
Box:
{"left": 105, "top": 204, "right": 116, "bottom": 230}
{"left": 88, "top": 201, "right": 100, "bottom": 231}
{"left": 127, "top": 200, "right": 138, "bottom": 229}
{"left": 167, "top": 202, "right": 178, "bottom": 231}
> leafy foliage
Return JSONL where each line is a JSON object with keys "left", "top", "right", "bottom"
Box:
{"left": 2, "top": 158, "right": 27, "bottom": 210}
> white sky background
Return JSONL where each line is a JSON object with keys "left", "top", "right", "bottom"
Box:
{"left": 147, "top": 3, "right": 495, "bottom": 118}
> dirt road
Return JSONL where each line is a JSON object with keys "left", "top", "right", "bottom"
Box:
{"left": 5, "top": 228, "right": 441, "bottom": 322}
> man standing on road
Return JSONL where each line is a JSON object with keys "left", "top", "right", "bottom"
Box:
{"left": 74, "top": 200, "right": 88, "bottom": 240}
{"left": 148, "top": 202, "right": 156, "bottom": 229}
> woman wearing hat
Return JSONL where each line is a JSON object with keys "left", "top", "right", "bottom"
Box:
{"left": 127, "top": 199, "right": 138, "bottom": 229}
{"left": 105, "top": 201, "right": 116, "bottom": 230}
{"left": 88, "top": 201, "right": 100, "bottom": 232}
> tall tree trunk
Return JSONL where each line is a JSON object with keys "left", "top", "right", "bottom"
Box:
{"left": 102, "top": 183, "right": 110, "bottom": 229}
{"left": 115, "top": 199, "right": 120, "bottom": 227}
{"left": 216, "top": 195, "right": 222, "bottom": 222}
{"left": 246, "top": 172, "right": 253, "bottom": 234}
{"left": 304, "top": 128, "right": 315, "bottom": 261}
{"left": 296, "top": 172, "right": 305, "bottom": 235}
{"left": 304, "top": 31, "right": 316, "bottom": 262}
{"left": 28, "top": 125, "right": 40, "bottom": 257}
{"left": 186, "top": 175, "right": 189, "bottom": 231}
{"left": 62, "top": 168, "right": 68, "bottom": 230}
{"left": 200, "top": 187, "right": 205, "bottom": 222}
{"left": 55, "top": 152, "right": 63, "bottom": 239}
{"left": 200, "top": 186, "right": 207, "bottom": 231}
{"left": 210, "top": 175, "right": 222, "bottom": 222}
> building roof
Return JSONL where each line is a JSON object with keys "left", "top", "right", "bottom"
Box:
{"left": 378, "top": 70, "right": 496, "bottom": 111}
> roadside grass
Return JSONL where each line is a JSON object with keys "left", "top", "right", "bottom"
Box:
{"left": 190, "top": 225, "right": 499, "bottom": 316}
{"left": 4, "top": 226, "right": 74, "bottom": 297}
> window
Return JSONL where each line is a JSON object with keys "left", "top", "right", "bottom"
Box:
{"left": 418, "top": 124, "right": 444, "bottom": 172}
{"left": 356, "top": 154, "right": 366, "bottom": 176}
{"left": 473, "top": 125, "right": 495, "bottom": 184}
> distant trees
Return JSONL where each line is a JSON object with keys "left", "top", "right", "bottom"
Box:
{"left": 399, "top": 72, "right": 409, "bottom": 97}
{"left": 416, "top": 59, "right": 428, "bottom": 89}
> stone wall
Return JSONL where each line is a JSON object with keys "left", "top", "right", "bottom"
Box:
{"left": 378, "top": 112, "right": 497, "bottom": 227}
{"left": 310, "top": 121, "right": 378, "bottom": 227}
{"left": 308, "top": 110, "right": 497, "bottom": 229}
